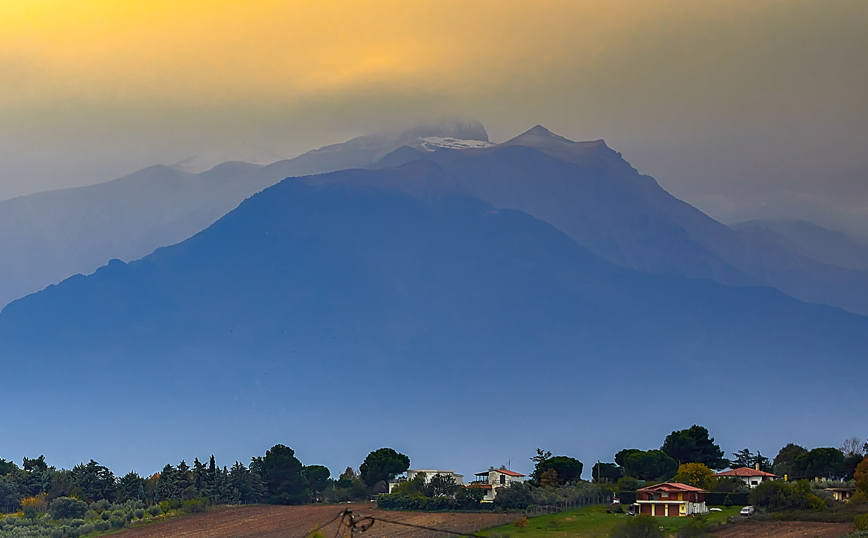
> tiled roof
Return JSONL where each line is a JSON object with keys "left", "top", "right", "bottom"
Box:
{"left": 476, "top": 469, "right": 525, "bottom": 477}
{"left": 713, "top": 467, "right": 776, "bottom": 478}
{"left": 495, "top": 469, "right": 525, "bottom": 477}
{"left": 637, "top": 482, "right": 706, "bottom": 493}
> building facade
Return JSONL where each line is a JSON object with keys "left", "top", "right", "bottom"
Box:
{"left": 388, "top": 469, "right": 464, "bottom": 493}
{"left": 471, "top": 468, "right": 526, "bottom": 502}
{"left": 635, "top": 483, "right": 708, "bottom": 517}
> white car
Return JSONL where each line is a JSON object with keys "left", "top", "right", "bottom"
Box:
{"left": 740, "top": 506, "right": 756, "bottom": 516}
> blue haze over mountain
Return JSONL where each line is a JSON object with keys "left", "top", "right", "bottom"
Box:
{"left": 1, "top": 139, "right": 866, "bottom": 477}
{"left": 732, "top": 219, "right": 868, "bottom": 273}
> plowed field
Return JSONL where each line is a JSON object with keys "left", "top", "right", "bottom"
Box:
{"left": 116, "top": 504, "right": 517, "bottom": 538}
{"left": 714, "top": 520, "right": 853, "bottom": 538}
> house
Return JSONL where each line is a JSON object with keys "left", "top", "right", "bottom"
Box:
{"left": 635, "top": 482, "right": 708, "bottom": 517}
{"left": 827, "top": 487, "right": 856, "bottom": 502}
{"left": 713, "top": 465, "right": 776, "bottom": 488}
{"left": 470, "top": 468, "right": 526, "bottom": 502}
{"left": 387, "top": 469, "right": 464, "bottom": 493}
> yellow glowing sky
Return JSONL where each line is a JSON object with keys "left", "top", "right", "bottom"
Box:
{"left": 0, "top": 1, "right": 656, "bottom": 104}
{"left": 1, "top": 1, "right": 867, "bottom": 231}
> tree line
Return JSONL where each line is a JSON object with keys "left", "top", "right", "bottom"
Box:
{"left": 0, "top": 445, "right": 419, "bottom": 515}
{"left": 588, "top": 426, "right": 868, "bottom": 486}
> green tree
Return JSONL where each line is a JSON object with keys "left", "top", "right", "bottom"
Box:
{"left": 531, "top": 449, "right": 553, "bottom": 466}
{"left": 0, "top": 459, "right": 17, "bottom": 476}
{"left": 617, "top": 476, "right": 640, "bottom": 492}
{"left": 69, "top": 460, "right": 115, "bottom": 502}
{"left": 755, "top": 451, "right": 772, "bottom": 473}
{"left": 21, "top": 456, "right": 53, "bottom": 497}
{"left": 793, "top": 447, "right": 845, "bottom": 480}
{"left": 673, "top": 463, "right": 714, "bottom": 490}
{"left": 534, "top": 456, "right": 583, "bottom": 485}
{"left": 750, "top": 480, "right": 825, "bottom": 511}
{"left": 661, "top": 425, "right": 728, "bottom": 469}
{"left": 592, "top": 462, "right": 624, "bottom": 483}
{"left": 615, "top": 449, "right": 642, "bottom": 468}
{"left": 304, "top": 465, "right": 331, "bottom": 499}
{"left": 427, "top": 473, "right": 459, "bottom": 497}
{"left": 623, "top": 450, "right": 678, "bottom": 481}
{"left": 773, "top": 443, "right": 808, "bottom": 478}
{"left": 116, "top": 471, "right": 145, "bottom": 503}
{"left": 252, "top": 444, "right": 308, "bottom": 505}
{"left": 154, "top": 464, "right": 180, "bottom": 502}
{"left": 360, "top": 448, "right": 410, "bottom": 490}
{"left": 49, "top": 496, "right": 88, "bottom": 520}
{"left": 227, "top": 461, "right": 267, "bottom": 504}
{"left": 0, "top": 476, "right": 21, "bottom": 513}
{"left": 730, "top": 449, "right": 754, "bottom": 469}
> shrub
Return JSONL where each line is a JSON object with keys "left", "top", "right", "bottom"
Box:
{"left": 110, "top": 516, "right": 126, "bottom": 528}
{"left": 134, "top": 508, "right": 145, "bottom": 519}
{"left": 751, "top": 480, "right": 826, "bottom": 511}
{"left": 182, "top": 498, "right": 208, "bottom": 514}
{"left": 855, "top": 513, "right": 868, "bottom": 532}
{"left": 610, "top": 514, "right": 664, "bottom": 538}
{"left": 90, "top": 499, "right": 110, "bottom": 512}
{"left": 159, "top": 499, "right": 181, "bottom": 513}
{"left": 70, "top": 519, "right": 85, "bottom": 527}
{"left": 49, "top": 497, "right": 89, "bottom": 520}
{"left": 100, "top": 511, "right": 110, "bottom": 520}
{"left": 80, "top": 523, "right": 94, "bottom": 535}
{"left": 148, "top": 505, "right": 161, "bottom": 516}
{"left": 677, "top": 515, "right": 711, "bottom": 538}
{"left": 94, "top": 520, "right": 110, "bottom": 532}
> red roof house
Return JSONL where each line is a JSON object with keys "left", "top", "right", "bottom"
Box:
{"left": 635, "top": 482, "right": 708, "bottom": 517}
{"left": 713, "top": 466, "right": 776, "bottom": 488}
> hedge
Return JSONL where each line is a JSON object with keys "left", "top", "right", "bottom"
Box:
{"left": 705, "top": 492, "right": 750, "bottom": 506}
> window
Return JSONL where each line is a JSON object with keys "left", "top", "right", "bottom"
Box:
{"left": 500, "top": 475, "right": 506, "bottom": 485}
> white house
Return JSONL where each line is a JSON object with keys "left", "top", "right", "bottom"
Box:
{"left": 388, "top": 469, "right": 464, "bottom": 493}
{"left": 470, "top": 468, "right": 526, "bottom": 502}
{"left": 713, "top": 465, "right": 776, "bottom": 488}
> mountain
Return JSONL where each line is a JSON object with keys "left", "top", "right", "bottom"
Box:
{"left": 1, "top": 160, "right": 866, "bottom": 473}
{"left": 0, "top": 120, "right": 490, "bottom": 309}
{"left": 376, "top": 127, "right": 868, "bottom": 315}
{"left": 732, "top": 219, "right": 868, "bottom": 272}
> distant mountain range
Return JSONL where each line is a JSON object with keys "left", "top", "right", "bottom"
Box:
{"left": 0, "top": 120, "right": 490, "bottom": 308}
{"left": 732, "top": 219, "right": 868, "bottom": 273}
{"left": 376, "top": 126, "right": 868, "bottom": 315}
{"left": 2, "top": 155, "right": 866, "bottom": 472}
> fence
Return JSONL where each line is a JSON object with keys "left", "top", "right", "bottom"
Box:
{"left": 519, "top": 494, "right": 610, "bottom": 518}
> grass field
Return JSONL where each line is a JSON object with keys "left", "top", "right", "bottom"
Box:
{"left": 478, "top": 505, "right": 743, "bottom": 538}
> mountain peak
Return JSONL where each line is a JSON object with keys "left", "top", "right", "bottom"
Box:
{"left": 511, "top": 125, "right": 575, "bottom": 144}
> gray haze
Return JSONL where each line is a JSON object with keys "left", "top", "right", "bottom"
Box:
{"left": 1, "top": 1, "right": 866, "bottom": 235}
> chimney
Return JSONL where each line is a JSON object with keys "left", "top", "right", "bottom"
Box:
{"left": 755, "top": 463, "right": 760, "bottom": 471}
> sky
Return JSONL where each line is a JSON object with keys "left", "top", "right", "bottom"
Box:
{"left": 1, "top": 1, "right": 867, "bottom": 233}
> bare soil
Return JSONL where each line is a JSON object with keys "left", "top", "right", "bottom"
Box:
{"left": 115, "top": 503, "right": 518, "bottom": 538}
{"left": 714, "top": 520, "right": 854, "bottom": 538}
